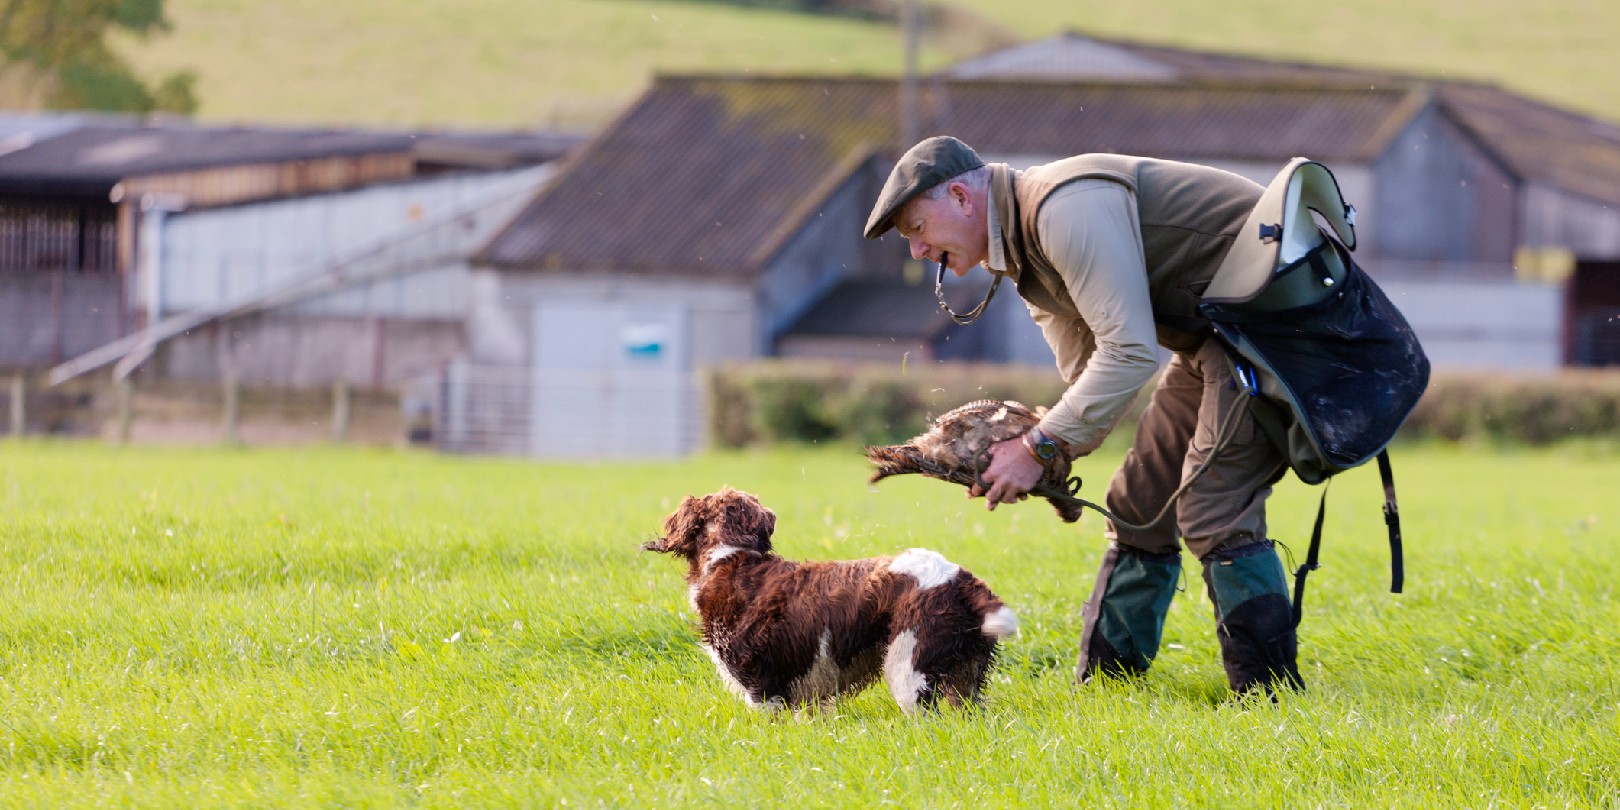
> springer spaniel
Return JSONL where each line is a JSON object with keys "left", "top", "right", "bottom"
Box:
{"left": 642, "top": 487, "right": 1018, "bottom": 713}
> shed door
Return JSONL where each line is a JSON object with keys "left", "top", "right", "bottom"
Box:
{"left": 1567, "top": 261, "right": 1620, "bottom": 366}
{"left": 531, "top": 301, "right": 691, "bottom": 458}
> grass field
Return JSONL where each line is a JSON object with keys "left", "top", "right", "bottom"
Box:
{"left": 111, "top": 0, "right": 1620, "bottom": 131}
{"left": 112, "top": 0, "right": 944, "bottom": 129}
{"left": 2, "top": 438, "right": 1617, "bottom": 806}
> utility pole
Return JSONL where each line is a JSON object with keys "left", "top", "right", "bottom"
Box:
{"left": 900, "top": 0, "right": 920, "bottom": 149}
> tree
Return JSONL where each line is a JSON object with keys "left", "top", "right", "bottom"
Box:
{"left": 0, "top": 0, "right": 196, "bottom": 115}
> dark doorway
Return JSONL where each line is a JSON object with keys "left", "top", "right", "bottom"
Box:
{"left": 1566, "top": 261, "right": 1620, "bottom": 366}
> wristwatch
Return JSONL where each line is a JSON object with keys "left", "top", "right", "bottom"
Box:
{"left": 1023, "top": 426, "right": 1059, "bottom": 462}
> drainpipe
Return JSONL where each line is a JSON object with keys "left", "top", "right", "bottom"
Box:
{"left": 899, "top": 0, "right": 920, "bottom": 149}
{"left": 132, "top": 191, "right": 189, "bottom": 330}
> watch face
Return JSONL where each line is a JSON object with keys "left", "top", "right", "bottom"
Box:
{"left": 1032, "top": 429, "right": 1057, "bottom": 460}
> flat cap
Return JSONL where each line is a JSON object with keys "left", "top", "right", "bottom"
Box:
{"left": 863, "top": 136, "right": 985, "bottom": 239}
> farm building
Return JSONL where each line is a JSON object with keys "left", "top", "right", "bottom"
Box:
{"left": 1, "top": 114, "right": 413, "bottom": 373}
{"left": 0, "top": 113, "right": 578, "bottom": 435}
{"left": 460, "top": 34, "right": 1620, "bottom": 458}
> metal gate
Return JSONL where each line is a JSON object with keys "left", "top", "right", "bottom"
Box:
{"left": 530, "top": 302, "right": 701, "bottom": 458}
{"left": 431, "top": 301, "right": 706, "bottom": 458}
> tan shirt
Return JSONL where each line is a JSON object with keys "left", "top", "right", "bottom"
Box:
{"left": 987, "top": 178, "right": 1161, "bottom": 456}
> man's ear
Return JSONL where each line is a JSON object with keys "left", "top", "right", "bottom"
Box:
{"left": 948, "top": 180, "right": 974, "bottom": 215}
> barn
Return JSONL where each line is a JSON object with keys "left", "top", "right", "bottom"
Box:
{"left": 0, "top": 114, "right": 577, "bottom": 436}
{"left": 1, "top": 115, "right": 418, "bottom": 373}
{"left": 459, "top": 50, "right": 1620, "bottom": 457}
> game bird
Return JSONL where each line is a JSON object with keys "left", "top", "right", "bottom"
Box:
{"left": 865, "top": 399, "right": 1086, "bottom": 522}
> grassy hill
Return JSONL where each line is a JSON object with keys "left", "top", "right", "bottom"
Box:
{"left": 111, "top": 0, "right": 1620, "bottom": 131}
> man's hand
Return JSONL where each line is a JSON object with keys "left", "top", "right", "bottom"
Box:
{"left": 969, "top": 435, "right": 1044, "bottom": 511}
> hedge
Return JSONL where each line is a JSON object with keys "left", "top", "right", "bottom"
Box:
{"left": 707, "top": 361, "right": 1620, "bottom": 448}
{"left": 710, "top": 360, "right": 1098, "bottom": 448}
{"left": 1405, "top": 372, "right": 1620, "bottom": 445}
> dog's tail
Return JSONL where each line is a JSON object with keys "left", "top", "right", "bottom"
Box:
{"left": 980, "top": 605, "right": 1019, "bottom": 640}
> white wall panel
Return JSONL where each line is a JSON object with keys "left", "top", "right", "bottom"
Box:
{"left": 149, "top": 166, "right": 551, "bottom": 320}
{"left": 1380, "top": 278, "right": 1563, "bottom": 370}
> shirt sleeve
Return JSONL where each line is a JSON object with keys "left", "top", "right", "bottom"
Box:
{"left": 1026, "top": 302, "right": 1091, "bottom": 387}
{"left": 1033, "top": 180, "right": 1163, "bottom": 455}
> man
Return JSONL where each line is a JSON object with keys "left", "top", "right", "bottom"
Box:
{"left": 863, "top": 136, "right": 1303, "bottom": 696}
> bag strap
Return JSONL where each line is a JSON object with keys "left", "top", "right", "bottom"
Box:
{"left": 1291, "top": 485, "right": 1328, "bottom": 629}
{"left": 1379, "top": 450, "right": 1404, "bottom": 593}
{"left": 1292, "top": 449, "right": 1405, "bottom": 628}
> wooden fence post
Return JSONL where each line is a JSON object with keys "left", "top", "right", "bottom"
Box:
{"left": 115, "top": 376, "right": 133, "bottom": 445}
{"left": 9, "top": 375, "right": 24, "bottom": 438}
{"left": 222, "top": 375, "right": 240, "bottom": 445}
{"left": 332, "top": 379, "right": 351, "bottom": 443}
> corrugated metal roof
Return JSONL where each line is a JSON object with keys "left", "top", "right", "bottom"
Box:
{"left": 945, "top": 35, "right": 1183, "bottom": 81}
{"left": 0, "top": 116, "right": 581, "bottom": 200}
{"left": 945, "top": 31, "right": 1400, "bottom": 85}
{"left": 934, "top": 79, "right": 1414, "bottom": 162}
{"left": 1083, "top": 34, "right": 1408, "bottom": 85}
{"left": 0, "top": 122, "right": 416, "bottom": 198}
{"left": 0, "top": 113, "right": 90, "bottom": 151}
{"left": 479, "top": 74, "right": 1420, "bottom": 275}
{"left": 479, "top": 75, "right": 896, "bottom": 277}
{"left": 410, "top": 130, "right": 586, "bottom": 170}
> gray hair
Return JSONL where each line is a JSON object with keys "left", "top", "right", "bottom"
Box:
{"left": 919, "top": 165, "right": 990, "bottom": 201}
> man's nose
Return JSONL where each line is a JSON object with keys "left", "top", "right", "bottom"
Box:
{"left": 908, "top": 238, "right": 928, "bottom": 260}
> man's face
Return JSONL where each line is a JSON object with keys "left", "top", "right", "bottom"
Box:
{"left": 894, "top": 181, "right": 988, "bottom": 277}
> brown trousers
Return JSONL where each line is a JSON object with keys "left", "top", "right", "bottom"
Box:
{"left": 1103, "top": 338, "right": 1286, "bottom": 560}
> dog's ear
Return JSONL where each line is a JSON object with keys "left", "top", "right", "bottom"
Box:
{"left": 648, "top": 494, "right": 708, "bottom": 559}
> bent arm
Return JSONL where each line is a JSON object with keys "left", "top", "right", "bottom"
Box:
{"left": 1034, "top": 180, "right": 1161, "bottom": 455}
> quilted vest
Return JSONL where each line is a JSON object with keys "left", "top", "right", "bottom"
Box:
{"left": 999, "top": 155, "right": 1263, "bottom": 352}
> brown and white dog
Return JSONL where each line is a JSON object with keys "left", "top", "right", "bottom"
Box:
{"left": 642, "top": 487, "right": 1018, "bottom": 713}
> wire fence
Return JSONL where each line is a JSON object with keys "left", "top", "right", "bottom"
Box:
{"left": 432, "top": 362, "right": 708, "bottom": 459}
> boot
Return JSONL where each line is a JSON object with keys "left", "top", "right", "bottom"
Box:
{"left": 1202, "top": 540, "right": 1305, "bottom": 696}
{"left": 1076, "top": 542, "right": 1181, "bottom": 683}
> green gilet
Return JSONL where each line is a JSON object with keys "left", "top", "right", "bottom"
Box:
{"left": 1000, "top": 154, "right": 1263, "bottom": 352}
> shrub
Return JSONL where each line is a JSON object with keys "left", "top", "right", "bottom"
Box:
{"left": 834, "top": 372, "right": 923, "bottom": 446}
{"left": 708, "top": 360, "right": 1095, "bottom": 448}
{"left": 745, "top": 371, "right": 841, "bottom": 444}
{"left": 707, "top": 371, "right": 756, "bottom": 448}
{"left": 710, "top": 362, "right": 1620, "bottom": 449}
{"left": 1404, "top": 372, "right": 1620, "bottom": 445}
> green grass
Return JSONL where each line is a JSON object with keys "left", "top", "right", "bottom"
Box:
{"left": 1, "top": 438, "right": 1617, "bottom": 805}
{"left": 111, "top": 0, "right": 950, "bottom": 130}
{"left": 110, "top": 0, "right": 1620, "bottom": 131}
